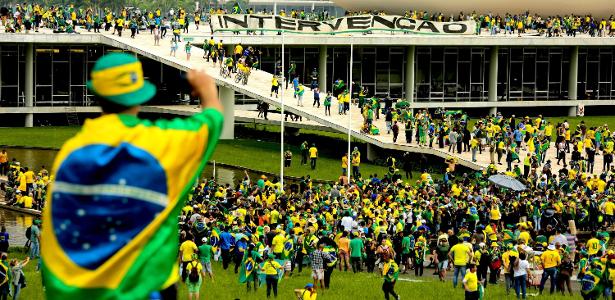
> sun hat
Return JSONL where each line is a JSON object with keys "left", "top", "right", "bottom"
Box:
{"left": 86, "top": 53, "right": 156, "bottom": 107}
{"left": 547, "top": 244, "right": 556, "bottom": 250}
{"left": 305, "top": 283, "right": 314, "bottom": 289}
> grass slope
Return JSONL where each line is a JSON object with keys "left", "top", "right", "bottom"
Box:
{"left": 0, "top": 127, "right": 403, "bottom": 182}
{"left": 19, "top": 257, "right": 576, "bottom": 300}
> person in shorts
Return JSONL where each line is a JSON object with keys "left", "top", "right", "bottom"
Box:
{"left": 435, "top": 237, "right": 450, "bottom": 281}
{"left": 185, "top": 254, "right": 205, "bottom": 300}
{"left": 198, "top": 237, "right": 214, "bottom": 281}
{"left": 311, "top": 243, "right": 326, "bottom": 290}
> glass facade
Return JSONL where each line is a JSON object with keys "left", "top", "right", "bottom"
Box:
{"left": 3, "top": 43, "right": 615, "bottom": 108}
{"left": 0, "top": 44, "right": 190, "bottom": 108}
{"left": 257, "top": 46, "right": 407, "bottom": 98}
{"left": 578, "top": 48, "right": 615, "bottom": 100}
{"left": 497, "top": 47, "right": 569, "bottom": 101}
{"left": 415, "top": 47, "right": 489, "bottom": 102}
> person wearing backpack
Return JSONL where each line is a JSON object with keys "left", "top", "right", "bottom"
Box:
{"left": 185, "top": 254, "right": 205, "bottom": 300}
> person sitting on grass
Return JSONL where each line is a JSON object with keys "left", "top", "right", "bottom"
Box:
{"left": 295, "top": 283, "right": 317, "bottom": 300}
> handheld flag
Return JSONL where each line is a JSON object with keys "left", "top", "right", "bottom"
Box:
{"left": 42, "top": 103, "right": 223, "bottom": 299}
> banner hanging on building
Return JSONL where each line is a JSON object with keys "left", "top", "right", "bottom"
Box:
{"left": 211, "top": 14, "right": 476, "bottom": 35}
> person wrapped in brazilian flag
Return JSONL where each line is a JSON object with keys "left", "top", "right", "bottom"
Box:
{"left": 580, "top": 258, "right": 608, "bottom": 300}
{"left": 41, "top": 53, "right": 224, "bottom": 300}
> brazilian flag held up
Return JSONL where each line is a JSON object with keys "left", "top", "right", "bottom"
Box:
{"left": 42, "top": 110, "right": 223, "bottom": 299}
{"left": 41, "top": 49, "right": 224, "bottom": 300}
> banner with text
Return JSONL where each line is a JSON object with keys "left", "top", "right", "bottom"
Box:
{"left": 211, "top": 15, "right": 476, "bottom": 35}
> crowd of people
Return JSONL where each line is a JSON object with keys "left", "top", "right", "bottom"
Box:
{"left": 0, "top": 151, "right": 40, "bottom": 300}
{"left": 3, "top": 2, "right": 615, "bottom": 39}
{"left": 0, "top": 152, "right": 49, "bottom": 212}
{"left": 357, "top": 102, "right": 614, "bottom": 176}
{"left": 175, "top": 133, "right": 615, "bottom": 299}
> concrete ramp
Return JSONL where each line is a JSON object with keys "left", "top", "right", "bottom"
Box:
{"left": 103, "top": 33, "right": 599, "bottom": 174}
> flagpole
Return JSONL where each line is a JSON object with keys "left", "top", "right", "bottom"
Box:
{"left": 280, "top": 30, "right": 285, "bottom": 191}
{"left": 347, "top": 43, "right": 353, "bottom": 185}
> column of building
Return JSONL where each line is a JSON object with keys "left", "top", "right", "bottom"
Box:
{"left": 568, "top": 46, "right": 579, "bottom": 117}
{"left": 25, "top": 43, "right": 34, "bottom": 127}
{"left": 318, "top": 45, "right": 327, "bottom": 93}
{"left": 219, "top": 85, "right": 235, "bottom": 139}
{"left": 488, "top": 46, "right": 499, "bottom": 116}
{"left": 404, "top": 45, "right": 415, "bottom": 115}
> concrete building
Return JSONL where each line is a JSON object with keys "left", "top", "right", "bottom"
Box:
{"left": 4, "top": 32, "right": 615, "bottom": 128}
{"left": 1, "top": 28, "right": 611, "bottom": 173}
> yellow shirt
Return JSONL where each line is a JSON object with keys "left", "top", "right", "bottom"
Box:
{"left": 518, "top": 231, "right": 531, "bottom": 244}
{"left": 342, "top": 156, "right": 348, "bottom": 168}
{"left": 262, "top": 260, "right": 282, "bottom": 275}
{"left": 297, "top": 289, "right": 317, "bottom": 300}
{"left": 463, "top": 270, "right": 478, "bottom": 292}
{"left": 0, "top": 152, "right": 7, "bottom": 163}
{"left": 450, "top": 243, "right": 470, "bottom": 266}
{"left": 179, "top": 240, "right": 198, "bottom": 262}
{"left": 309, "top": 147, "right": 318, "bottom": 158}
{"left": 605, "top": 202, "right": 615, "bottom": 216}
{"left": 18, "top": 173, "right": 27, "bottom": 192}
{"left": 490, "top": 208, "right": 501, "bottom": 220}
{"left": 272, "top": 77, "right": 278, "bottom": 87}
{"left": 502, "top": 250, "right": 518, "bottom": 274}
{"left": 24, "top": 170, "right": 35, "bottom": 184}
{"left": 185, "top": 260, "right": 203, "bottom": 274}
{"left": 541, "top": 249, "right": 561, "bottom": 269}
{"left": 587, "top": 238, "right": 601, "bottom": 255}
{"left": 22, "top": 196, "right": 33, "bottom": 209}
{"left": 234, "top": 45, "right": 243, "bottom": 55}
{"left": 272, "top": 234, "right": 286, "bottom": 253}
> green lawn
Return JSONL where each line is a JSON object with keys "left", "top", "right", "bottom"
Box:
{"left": 175, "top": 261, "right": 573, "bottom": 300}
{"left": 4, "top": 248, "right": 44, "bottom": 300}
{"left": 213, "top": 139, "right": 399, "bottom": 182}
{"left": 0, "top": 126, "right": 409, "bottom": 182}
{"left": 19, "top": 257, "right": 579, "bottom": 300}
{"left": 0, "top": 127, "right": 79, "bottom": 149}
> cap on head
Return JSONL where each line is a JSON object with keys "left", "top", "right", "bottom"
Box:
{"left": 87, "top": 53, "right": 156, "bottom": 107}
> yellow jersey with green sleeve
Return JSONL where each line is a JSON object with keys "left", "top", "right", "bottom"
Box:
{"left": 42, "top": 109, "right": 223, "bottom": 300}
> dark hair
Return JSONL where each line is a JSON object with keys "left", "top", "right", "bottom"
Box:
{"left": 99, "top": 98, "right": 132, "bottom": 114}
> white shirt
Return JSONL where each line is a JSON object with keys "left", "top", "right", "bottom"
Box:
{"left": 513, "top": 259, "right": 530, "bottom": 277}
{"left": 341, "top": 216, "right": 353, "bottom": 232}
{"left": 552, "top": 234, "right": 568, "bottom": 247}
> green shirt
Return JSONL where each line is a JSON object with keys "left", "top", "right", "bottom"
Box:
{"left": 401, "top": 236, "right": 411, "bottom": 254}
{"left": 198, "top": 244, "right": 213, "bottom": 263}
{"left": 349, "top": 238, "right": 364, "bottom": 258}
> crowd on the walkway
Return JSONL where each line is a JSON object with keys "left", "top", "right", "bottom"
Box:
{"left": 358, "top": 104, "right": 614, "bottom": 176}
{"left": 3, "top": 2, "right": 615, "bottom": 39}
{"left": 177, "top": 140, "right": 615, "bottom": 299}
{"left": 346, "top": 10, "right": 615, "bottom": 37}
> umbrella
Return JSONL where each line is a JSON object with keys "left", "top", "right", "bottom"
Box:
{"left": 488, "top": 174, "right": 527, "bottom": 191}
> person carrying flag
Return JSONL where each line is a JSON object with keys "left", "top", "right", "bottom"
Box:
{"left": 41, "top": 53, "right": 223, "bottom": 300}
{"left": 261, "top": 253, "right": 284, "bottom": 298}
{"left": 382, "top": 253, "right": 400, "bottom": 300}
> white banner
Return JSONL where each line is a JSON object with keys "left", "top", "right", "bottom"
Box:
{"left": 211, "top": 14, "right": 476, "bottom": 35}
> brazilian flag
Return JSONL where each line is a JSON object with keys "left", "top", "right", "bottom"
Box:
{"left": 42, "top": 109, "right": 224, "bottom": 299}
{"left": 239, "top": 257, "right": 257, "bottom": 283}
{"left": 210, "top": 231, "right": 221, "bottom": 253}
{"left": 581, "top": 269, "right": 605, "bottom": 298}
{"left": 283, "top": 239, "right": 294, "bottom": 259}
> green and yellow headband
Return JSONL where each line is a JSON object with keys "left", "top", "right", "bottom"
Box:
{"left": 90, "top": 61, "right": 144, "bottom": 97}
